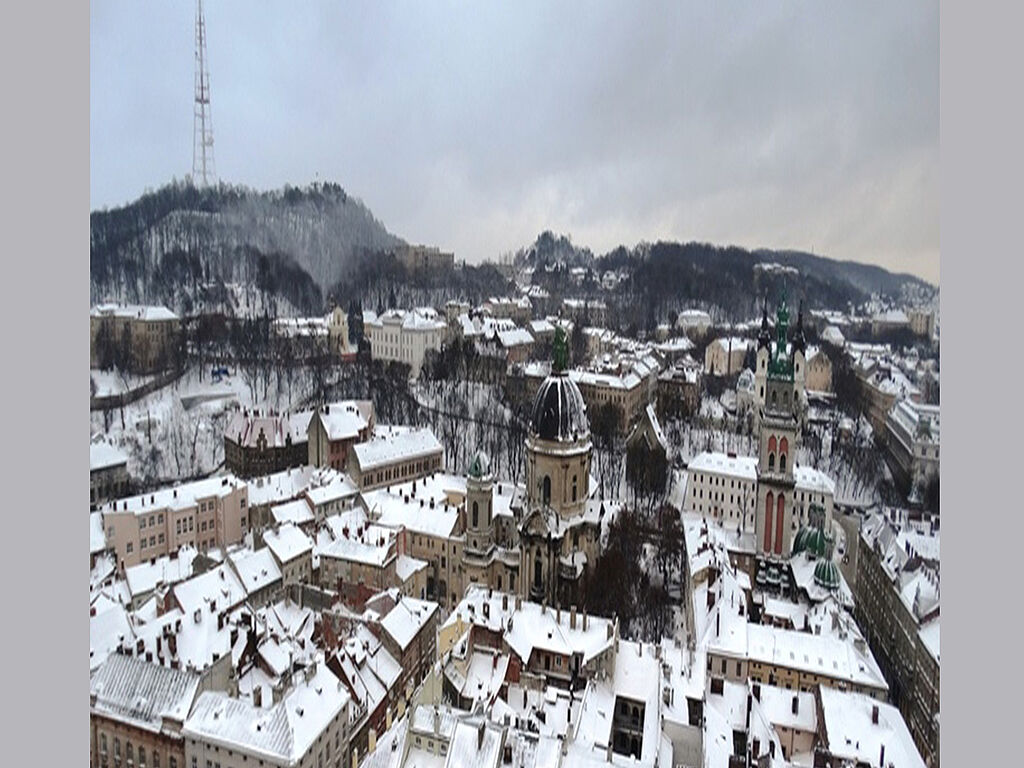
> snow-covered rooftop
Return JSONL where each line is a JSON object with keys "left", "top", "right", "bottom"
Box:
{"left": 184, "top": 663, "right": 350, "bottom": 762}
{"left": 246, "top": 466, "right": 321, "bottom": 509}
{"left": 125, "top": 547, "right": 199, "bottom": 599}
{"left": 92, "top": 303, "right": 179, "bottom": 322}
{"left": 225, "top": 409, "right": 310, "bottom": 449}
{"left": 313, "top": 401, "right": 371, "bottom": 442}
{"left": 818, "top": 686, "right": 925, "bottom": 768}
{"left": 229, "top": 546, "right": 283, "bottom": 594}
{"left": 91, "top": 440, "right": 129, "bottom": 471}
{"left": 91, "top": 653, "right": 201, "bottom": 732}
{"left": 445, "top": 586, "right": 615, "bottom": 666}
{"left": 352, "top": 427, "right": 442, "bottom": 472}
{"left": 378, "top": 596, "right": 438, "bottom": 651}
{"left": 101, "top": 475, "right": 245, "bottom": 517}
{"left": 264, "top": 523, "right": 314, "bottom": 565}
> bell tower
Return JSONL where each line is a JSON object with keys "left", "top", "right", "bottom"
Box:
{"left": 465, "top": 451, "right": 494, "bottom": 556}
{"left": 754, "top": 294, "right": 800, "bottom": 562}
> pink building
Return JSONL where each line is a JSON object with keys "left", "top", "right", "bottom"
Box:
{"left": 100, "top": 475, "right": 249, "bottom": 570}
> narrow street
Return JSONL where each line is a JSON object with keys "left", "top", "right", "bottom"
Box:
{"left": 836, "top": 510, "right": 862, "bottom": 590}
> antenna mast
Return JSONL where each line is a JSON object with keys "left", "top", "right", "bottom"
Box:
{"left": 192, "top": 0, "right": 216, "bottom": 186}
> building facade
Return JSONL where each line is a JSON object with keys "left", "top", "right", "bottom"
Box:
{"left": 363, "top": 308, "right": 447, "bottom": 377}
{"left": 307, "top": 401, "right": 375, "bottom": 472}
{"left": 854, "top": 511, "right": 940, "bottom": 767}
{"left": 885, "top": 400, "right": 940, "bottom": 492}
{"left": 223, "top": 409, "right": 310, "bottom": 479}
{"left": 704, "top": 336, "right": 751, "bottom": 377}
{"left": 101, "top": 476, "right": 249, "bottom": 570}
{"left": 90, "top": 304, "right": 182, "bottom": 374}
{"left": 347, "top": 428, "right": 444, "bottom": 491}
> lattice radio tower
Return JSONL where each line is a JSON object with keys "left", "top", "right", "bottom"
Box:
{"left": 192, "top": 0, "right": 216, "bottom": 186}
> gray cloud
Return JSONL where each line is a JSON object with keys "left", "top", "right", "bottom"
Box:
{"left": 91, "top": 1, "right": 939, "bottom": 284}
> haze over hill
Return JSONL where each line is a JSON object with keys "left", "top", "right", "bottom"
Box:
{"left": 90, "top": 181, "right": 935, "bottom": 319}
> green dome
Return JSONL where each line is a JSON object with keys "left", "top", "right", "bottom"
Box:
{"left": 467, "top": 450, "right": 491, "bottom": 480}
{"left": 792, "top": 527, "right": 811, "bottom": 556}
{"left": 813, "top": 559, "right": 841, "bottom": 591}
{"left": 803, "top": 527, "right": 832, "bottom": 560}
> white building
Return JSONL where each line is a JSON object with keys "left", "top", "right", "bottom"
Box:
{"left": 683, "top": 451, "right": 835, "bottom": 534}
{"left": 676, "top": 309, "right": 712, "bottom": 338}
{"left": 184, "top": 661, "right": 352, "bottom": 768}
{"left": 886, "top": 400, "right": 940, "bottom": 491}
{"left": 363, "top": 308, "right": 447, "bottom": 377}
{"left": 704, "top": 336, "right": 751, "bottom": 376}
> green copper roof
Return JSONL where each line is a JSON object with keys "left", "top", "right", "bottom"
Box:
{"left": 767, "top": 291, "right": 795, "bottom": 381}
{"left": 813, "top": 559, "right": 841, "bottom": 591}
{"left": 467, "top": 450, "right": 491, "bottom": 479}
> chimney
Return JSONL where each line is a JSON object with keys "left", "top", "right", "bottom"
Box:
{"left": 570, "top": 605, "right": 577, "bottom": 630}
{"left": 583, "top": 609, "right": 588, "bottom": 631}
{"left": 871, "top": 704, "right": 879, "bottom": 725}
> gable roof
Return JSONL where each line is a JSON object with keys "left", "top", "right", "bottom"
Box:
{"left": 91, "top": 653, "right": 201, "bottom": 732}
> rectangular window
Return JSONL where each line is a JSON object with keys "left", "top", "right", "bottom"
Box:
{"left": 159, "top": 533, "right": 165, "bottom": 544}
{"left": 126, "top": 542, "right": 133, "bottom": 554}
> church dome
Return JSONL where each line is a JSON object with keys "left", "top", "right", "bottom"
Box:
{"left": 529, "top": 373, "right": 590, "bottom": 442}
{"left": 813, "top": 559, "right": 841, "bottom": 591}
{"left": 793, "top": 525, "right": 831, "bottom": 560}
{"left": 467, "top": 450, "right": 491, "bottom": 480}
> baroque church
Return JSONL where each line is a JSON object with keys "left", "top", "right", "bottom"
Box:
{"left": 457, "top": 329, "right": 609, "bottom": 609}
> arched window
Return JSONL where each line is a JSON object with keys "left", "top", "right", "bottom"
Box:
{"left": 472, "top": 501, "right": 478, "bottom": 528}
{"left": 542, "top": 476, "right": 551, "bottom": 505}
{"left": 572, "top": 475, "right": 578, "bottom": 502}
{"left": 771, "top": 390, "right": 777, "bottom": 406}
{"left": 534, "top": 558, "right": 543, "bottom": 588}
{"left": 779, "top": 453, "right": 787, "bottom": 472}
{"left": 768, "top": 436, "right": 777, "bottom": 454}
{"left": 764, "top": 492, "right": 774, "bottom": 552}
{"left": 779, "top": 437, "right": 789, "bottom": 470}
{"left": 775, "top": 494, "right": 785, "bottom": 555}
{"left": 768, "top": 453, "right": 775, "bottom": 471}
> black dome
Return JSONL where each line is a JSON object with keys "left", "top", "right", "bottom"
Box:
{"left": 530, "top": 374, "right": 590, "bottom": 441}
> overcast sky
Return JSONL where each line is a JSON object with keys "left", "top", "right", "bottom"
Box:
{"left": 90, "top": 1, "right": 939, "bottom": 284}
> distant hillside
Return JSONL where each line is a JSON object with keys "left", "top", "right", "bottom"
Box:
{"left": 753, "top": 248, "right": 935, "bottom": 297}
{"left": 515, "top": 231, "right": 596, "bottom": 269}
{"left": 90, "top": 180, "right": 403, "bottom": 315}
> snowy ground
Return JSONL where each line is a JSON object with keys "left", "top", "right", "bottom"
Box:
{"left": 90, "top": 369, "right": 160, "bottom": 398}
{"left": 90, "top": 364, "right": 327, "bottom": 486}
